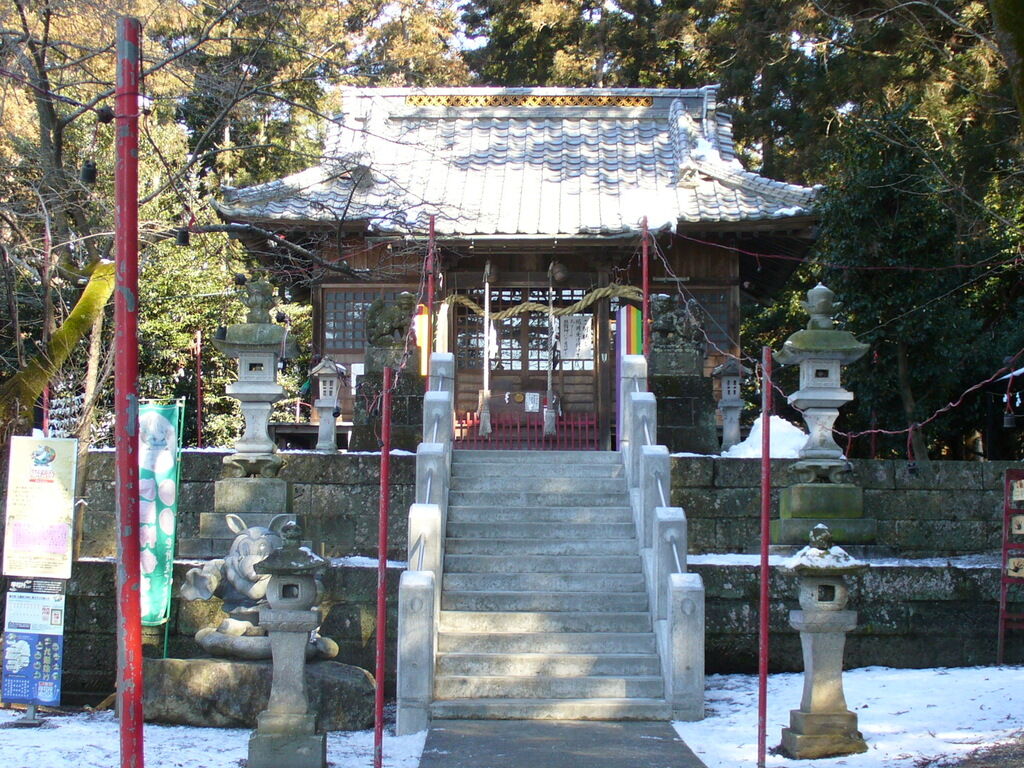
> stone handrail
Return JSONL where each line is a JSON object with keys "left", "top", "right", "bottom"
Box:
{"left": 397, "top": 353, "right": 454, "bottom": 736}
{"left": 618, "top": 353, "right": 705, "bottom": 720}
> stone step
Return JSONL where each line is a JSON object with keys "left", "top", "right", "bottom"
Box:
{"left": 447, "top": 506, "right": 633, "bottom": 524}
{"left": 436, "top": 632, "right": 658, "bottom": 655}
{"left": 442, "top": 572, "right": 645, "bottom": 594}
{"left": 436, "top": 652, "right": 662, "bottom": 678}
{"left": 444, "top": 555, "right": 641, "bottom": 574}
{"left": 447, "top": 522, "right": 636, "bottom": 541}
{"left": 434, "top": 674, "right": 664, "bottom": 700}
{"left": 438, "top": 611, "right": 651, "bottom": 634}
{"left": 444, "top": 538, "right": 639, "bottom": 556}
{"left": 430, "top": 697, "right": 670, "bottom": 721}
{"left": 442, "top": 590, "right": 649, "bottom": 612}
{"left": 452, "top": 450, "right": 623, "bottom": 465}
{"left": 449, "top": 491, "right": 628, "bottom": 507}
{"left": 449, "top": 476, "right": 627, "bottom": 493}
{"left": 452, "top": 462, "right": 624, "bottom": 479}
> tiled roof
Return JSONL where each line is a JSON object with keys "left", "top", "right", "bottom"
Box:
{"left": 214, "top": 87, "right": 817, "bottom": 237}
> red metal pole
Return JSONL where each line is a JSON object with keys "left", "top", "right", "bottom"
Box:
{"left": 195, "top": 329, "right": 203, "bottom": 448}
{"left": 757, "top": 346, "right": 773, "bottom": 768}
{"left": 374, "top": 366, "right": 393, "bottom": 768}
{"left": 426, "top": 216, "right": 436, "bottom": 390}
{"left": 641, "top": 216, "right": 650, "bottom": 361}
{"left": 114, "top": 16, "right": 144, "bottom": 768}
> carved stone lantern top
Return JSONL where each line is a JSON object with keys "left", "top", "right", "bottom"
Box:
{"left": 254, "top": 522, "right": 325, "bottom": 577}
{"left": 775, "top": 284, "right": 868, "bottom": 366}
{"left": 784, "top": 524, "right": 867, "bottom": 578}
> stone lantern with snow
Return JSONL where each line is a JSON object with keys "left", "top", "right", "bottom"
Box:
{"left": 781, "top": 524, "right": 868, "bottom": 760}
{"left": 310, "top": 357, "right": 346, "bottom": 452}
{"left": 772, "top": 284, "right": 875, "bottom": 544}
{"left": 712, "top": 358, "right": 749, "bottom": 451}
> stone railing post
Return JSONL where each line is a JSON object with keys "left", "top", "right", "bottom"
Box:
{"left": 396, "top": 570, "right": 435, "bottom": 735}
{"left": 628, "top": 392, "right": 656, "bottom": 488}
{"left": 640, "top": 446, "right": 671, "bottom": 549}
{"left": 668, "top": 572, "right": 705, "bottom": 721}
{"left": 416, "top": 443, "right": 448, "bottom": 510}
{"left": 619, "top": 354, "right": 648, "bottom": 466}
{"left": 428, "top": 352, "right": 455, "bottom": 394}
{"left": 654, "top": 506, "right": 687, "bottom": 619}
{"left": 407, "top": 503, "right": 443, "bottom": 578}
{"left": 422, "top": 390, "right": 454, "bottom": 458}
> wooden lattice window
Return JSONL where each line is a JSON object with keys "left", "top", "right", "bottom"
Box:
{"left": 322, "top": 287, "right": 411, "bottom": 354}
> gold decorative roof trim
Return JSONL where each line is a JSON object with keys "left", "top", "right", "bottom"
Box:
{"left": 406, "top": 94, "right": 654, "bottom": 108}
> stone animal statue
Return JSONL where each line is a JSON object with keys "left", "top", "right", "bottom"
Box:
{"left": 365, "top": 291, "right": 417, "bottom": 348}
{"left": 181, "top": 514, "right": 337, "bottom": 660}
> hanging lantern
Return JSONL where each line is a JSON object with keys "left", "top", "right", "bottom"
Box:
{"left": 80, "top": 160, "right": 97, "bottom": 185}
{"left": 1005, "top": 412, "right": 1018, "bottom": 429}
{"left": 175, "top": 228, "right": 191, "bottom": 247}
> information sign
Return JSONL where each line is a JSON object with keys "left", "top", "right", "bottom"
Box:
{"left": 2, "top": 437, "right": 77, "bottom": 579}
{"left": 1, "top": 578, "right": 66, "bottom": 706}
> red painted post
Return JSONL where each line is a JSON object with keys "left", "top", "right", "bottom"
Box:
{"left": 641, "top": 216, "right": 650, "bottom": 361}
{"left": 195, "top": 329, "right": 203, "bottom": 448}
{"left": 757, "top": 346, "right": 773, "bottom": 768}
{"left": 426, "top": 216, "right": 435, "bottom": 390}
{"left": 374, "top": 365, "right": 393, "bottom": 768}
{"left": 114, "top": 16, "right": 144, "bottom": 768}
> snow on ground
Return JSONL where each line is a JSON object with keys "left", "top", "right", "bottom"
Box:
{"left": 720, "top": 415, "right": 807, "bottom": 459}
{"left": 674, "top": 666, "right": 1024, "bottom": 768}
{"left": 1, "top": 667, "right": 1020, "bottom": 767}
{"left": 0, "top": 710, "right": 427, "bottom": 768}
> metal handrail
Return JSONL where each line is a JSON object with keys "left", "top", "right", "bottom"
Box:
{"left": 653, "top": 469, "right": 668, "bottom": 508}
{"left": 409, "top": 533, "right": 426, "bottom": 571}
{"left": 668, "top": 534, "right": 684, "bottom": 574}
{"left": 642, "top": 414, "right": 653, "bottom": 447}
{"left": 424, "top": 467, "right": 434, "bottom": 504}
{"left": 431, "top": 413, "right": 440, "bottom": 444}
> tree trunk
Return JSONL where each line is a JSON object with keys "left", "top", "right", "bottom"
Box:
{"left": 0, "top": 261, "right": 116, "bottom": 445}
{"left": 72, "top": 310, "right": 108, "bottom": 557}
{"left": 896, "top": 341, "right": 930, "bottom": 463}
{"left": 990, "top": 0, "right": 1024, "bottom": 129}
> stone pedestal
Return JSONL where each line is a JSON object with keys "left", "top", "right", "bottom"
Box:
{"left": 649, "top": 374, "right": 718, "bottom": 455}
{"left": 774, "top": 483, "right": 877, "bottom": 544}
{"left": 780, "top": 609, "right": 867, "bottom": 759}
{"left": 314, "top": 399, "right": 338, "bottom": 452}
{"left": 350, "top": 367, "right": 424, "bottom": 451}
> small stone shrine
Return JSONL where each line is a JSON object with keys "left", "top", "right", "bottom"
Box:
{"left": 780, "top": 525, "right": 869, "bottom": 759}
{"left": 350, "top": 291, "right": 425, "bottom": 451}
{"left": 772, "top": 284, "right": 875, "bottom": 544}
{"left": 648, "top": 294, "right": 718, "bottom": 454}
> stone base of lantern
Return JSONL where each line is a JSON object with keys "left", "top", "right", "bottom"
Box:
{"left": 248, "top": 713, "right": 326, "bottom": 768}
{"left": 774, "top": 483, "right": 876, "bottom": 545}
{"left": 781, "top": 709, "right": 867, "bottom": 759}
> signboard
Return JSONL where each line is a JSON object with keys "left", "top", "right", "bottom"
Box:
{"left": 3, "top": 437, "right": 77, "bottom": 579}
{"left": 559, "top": 314, "right": 594, "bottom": 361}
{"left": 2, "top": 578, "right": 66, "bottom": 706}
{"left": 138, "top": 401, "right": 183, "bottom": 626}
{"left": 1012, "top": 477, "right": 1024, "bottom": 506}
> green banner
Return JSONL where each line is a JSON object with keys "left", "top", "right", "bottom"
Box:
{"left": 138, "top": 401, "right": 183, "bottom": 626}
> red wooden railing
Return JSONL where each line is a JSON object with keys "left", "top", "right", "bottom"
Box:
{"left": 454, "top": 411, "right": 599, "bottom": 450}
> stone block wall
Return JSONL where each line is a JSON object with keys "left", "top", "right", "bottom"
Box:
{"left": 693, "top": 561, "right": 1023, "bottom": 672}
{"left": 75, "top": 450, "right": 415, "bottom": 560}
{"left": 673, "top": 458, "right": 1010, "bottom": 556}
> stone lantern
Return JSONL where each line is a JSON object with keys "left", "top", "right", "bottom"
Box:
{"left": 310, "top": 357, "right": 346, "bottom": 452}
{"left": 781, "top": 524, "right": 868, "bottom": 759}
{"left": 248, "top": 522, "right": 327, "bottom": 768}
{"left": 712, "top": 358, "right": 749, "bottom": 451}
{"left": 212, "top": 277, "right": 298, "bottom": 478}
{"left": 772, "top": 284, "right": 875, "bottom": 544}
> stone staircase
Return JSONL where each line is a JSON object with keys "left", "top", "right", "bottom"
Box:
{"left": 431, "top": 449, "right": 668, "bottom": 720}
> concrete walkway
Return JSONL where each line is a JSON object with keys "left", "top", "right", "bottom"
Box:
{"left": 417, "top": 720, "right": 708, "bottom": 768}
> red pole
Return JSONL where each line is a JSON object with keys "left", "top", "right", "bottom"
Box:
{"left": 426, "top": 216, "right": 436, "bottom": 390}
{"left": 757, "top": 346, "right": 773, "bottom": 768}
{"left": 374, "top": 366, "right": 393, "bottom": 768}
{"left": 114, "top": 16, "right": 144, "bottom": 768}
{"left": 641, "top": 216, "right": 650, "bottom": 361}
{"left": 195, "top": 330, "right": 203, "bottom": 448}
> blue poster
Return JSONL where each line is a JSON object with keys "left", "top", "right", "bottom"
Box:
{"left": 1, "top": 578, "right": 65, "bottom": 706}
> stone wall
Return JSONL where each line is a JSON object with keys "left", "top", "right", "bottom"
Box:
{"left": 673, "top": 458, "right": 1010, "bottom": 556}
{"left": 693, "top": 560, "right": 1022, "bottom": 672}
{"left": 76, "top": 450, "right": 415, "bottom": 560}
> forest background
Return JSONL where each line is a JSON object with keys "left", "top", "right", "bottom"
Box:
{"left": 1, "top": 0, "right": 1023, "bottom": 465}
